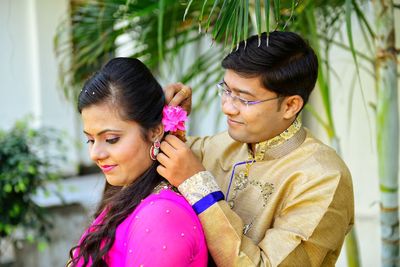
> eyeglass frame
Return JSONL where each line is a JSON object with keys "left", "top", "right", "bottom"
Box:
{"left": 216, "top": 81, "right": 282, "bottom": 107}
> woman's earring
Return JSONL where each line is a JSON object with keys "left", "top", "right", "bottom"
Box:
{"left": 150, "top": 140, "right": 161, "bottom": 160}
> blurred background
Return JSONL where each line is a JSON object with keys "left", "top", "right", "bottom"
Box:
{"left": 0, "top": 0, "right": 399, "bottom": 266}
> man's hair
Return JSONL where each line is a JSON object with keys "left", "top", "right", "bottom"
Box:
{"left": 222, "top": 31, "right": 318, "bottom": 106}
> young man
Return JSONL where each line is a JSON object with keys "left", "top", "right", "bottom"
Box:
{"left": 157, "top": 31, "right": 354, "bottom": 266}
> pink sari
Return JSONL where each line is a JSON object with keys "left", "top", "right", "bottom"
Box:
{"left": 73, "top": 187, "right": 208, "bottom": 266}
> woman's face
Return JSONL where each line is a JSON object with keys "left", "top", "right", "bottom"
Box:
{"left": 81, "top": 103, "right": 154, "bottom": 186}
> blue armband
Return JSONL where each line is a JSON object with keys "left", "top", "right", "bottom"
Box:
{"left": 192, "top": 191, "right": 224, "bottom": 214}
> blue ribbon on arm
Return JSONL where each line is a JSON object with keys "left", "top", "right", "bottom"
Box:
{"left": 192, "top": 191, "right": 225, "bottom": 214}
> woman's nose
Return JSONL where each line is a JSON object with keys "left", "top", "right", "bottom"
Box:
{"left": 89, "top": 142, "right": 108, "bottom": 162}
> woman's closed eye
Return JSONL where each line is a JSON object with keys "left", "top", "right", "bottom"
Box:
{"left": 106, "top": 137, "right": 120, "bottom": 144}
{"left": 85, "top": 137, "right": 119, "bottom": 144}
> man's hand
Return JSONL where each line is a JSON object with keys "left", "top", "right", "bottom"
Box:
{"left": 156, "top": 135, "right": 205, "bottom": 187}
{"left": 163, "top": 83, "right": 192, "bottom": 115}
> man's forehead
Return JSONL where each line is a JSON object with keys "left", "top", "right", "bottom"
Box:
{"left": 223, "top": 71, "right": 271, "bottom": 95}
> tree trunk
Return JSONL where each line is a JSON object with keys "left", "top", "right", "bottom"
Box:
{"left": 373, "top": 0, "right": 400, "bottom": 266}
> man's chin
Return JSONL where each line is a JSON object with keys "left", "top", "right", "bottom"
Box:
{"left": 227, "top": 129, "right": 250, "bottom": 143}
{"left": 227, "top": 129, "right": 266, "bottom": 144}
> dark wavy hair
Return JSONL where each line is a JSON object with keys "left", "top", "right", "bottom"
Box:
{"left": 68, "top": 57, "right": 165, "bottom": 266}
{"left": 222, "top": 31, "right": 318, "bottom": 110}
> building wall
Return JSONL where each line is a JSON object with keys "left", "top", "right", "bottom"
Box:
{"left": 0, "top": 0, "right": 82, "bottom": 175}
{"left": 1, "top": 0, "right": 36, "bottom": 127}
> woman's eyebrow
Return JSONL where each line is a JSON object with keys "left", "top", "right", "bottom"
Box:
{"left": 83, "top": 129, "right": 123, "bottom": 136}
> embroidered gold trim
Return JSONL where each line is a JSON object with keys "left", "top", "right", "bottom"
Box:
{"left": 178, "top": 171, "right": 221, "bottom": 205}
{"left": 228, "top": 169, "right": 249, "bottom": 208}
{"left": 250, "top": 180, "right": 274, "bottom": 207}
{"left": 252, "top": 117, "right": 302, "bottom": 161}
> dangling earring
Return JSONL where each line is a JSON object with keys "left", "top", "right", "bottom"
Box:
{"left": 150, "top": 140, "right": 161, "bottom": 160}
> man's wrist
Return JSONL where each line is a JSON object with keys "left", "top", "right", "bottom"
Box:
{"left": 178, "top": 171, "right": 224, "bottom": 213}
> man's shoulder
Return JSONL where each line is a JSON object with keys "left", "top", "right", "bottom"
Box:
{"left": 299, "top": 129, "right": 351, "bottom": 175}
{"left": 209, "top": 131, "right": 235, "bottom": 142}
{"left": 204, "top": 131, "right": 244, "bottom": 153}
{"left": 190, "top": 130, "right": 232, "bottom": 141}
{"left": 188, "top": 131, "right": 239, "bottom": 149}
{"left": 302, "top": 129, "right": 340, "bottom": 154}
{"left": 187, "top": 131, "right": 246, "bottom": 166}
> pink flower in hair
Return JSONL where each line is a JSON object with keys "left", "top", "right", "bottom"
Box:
{"left": 162, "top": 105, "right": 187, "bottom": 132}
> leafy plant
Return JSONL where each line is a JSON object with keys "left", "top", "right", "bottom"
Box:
{"left": 0, "top": 119, "right": 65, "bottom": 244}
{"left": 54, "top": 0, "right": 225, "bottom": 101}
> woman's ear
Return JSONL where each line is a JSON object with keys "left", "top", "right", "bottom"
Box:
{"left": 149, "top": 123, "right": 164, "bottom": 142}
{"left": 282, "top": 95, "right": 303, "bottom": 120}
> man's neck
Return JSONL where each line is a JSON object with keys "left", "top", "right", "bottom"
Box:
{"left": 250, "top": 118, "right": 299, "bottom": 155}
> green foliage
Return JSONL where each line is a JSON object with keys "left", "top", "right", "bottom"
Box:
{"left": 0, "top": 120, "right": 65, "bottom": 243}
{"left": 55, "top": 0, "right": 224, "bottom": 101}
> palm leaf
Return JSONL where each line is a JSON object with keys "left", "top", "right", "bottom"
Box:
{"left": 55, "top": 0, "right": 206, "bottom": 99}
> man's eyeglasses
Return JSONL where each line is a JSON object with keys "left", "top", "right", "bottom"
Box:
{"left": 216, "top": 81, "right": 281, "bottom": 109}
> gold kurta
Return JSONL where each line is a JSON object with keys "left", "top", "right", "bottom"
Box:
{"left": 178, "top": 125, "right": 354, "bottom": 267}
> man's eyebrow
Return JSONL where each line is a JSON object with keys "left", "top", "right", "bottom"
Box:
{"left": 223, "top": 80, "right": 256, "bottom": 97}
{"left": 83, "top": 129, "right": 123, "bottom": 136}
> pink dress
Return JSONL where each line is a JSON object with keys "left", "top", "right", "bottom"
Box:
{"left": 73, "top": 187, "right": 208, "bottom": 266}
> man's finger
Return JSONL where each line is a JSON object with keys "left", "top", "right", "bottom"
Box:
{"left": 156, "top": 152, "right": 170, "bottom": 166}
{"left": 156, "top": 164, "right": 167, "bottom": 178}
{"left": 159, "top": 140, "right": 176, "bottom": 157}
{"left": 169, "top": 85, "right": 191, "bottom": 107}
{"left": 164, "top": 134, "right": 186, "bottom": 149}
{"left": 164, "top": 83, "right": 183, "bottom": 104}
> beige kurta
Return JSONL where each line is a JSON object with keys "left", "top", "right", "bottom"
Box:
{"left": 178, "top": 124, "right": 354, "bottom": 267}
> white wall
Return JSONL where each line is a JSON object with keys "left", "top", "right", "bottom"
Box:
{"left": 0, "top": 0, "right": 84, "bottom": 174}
{"left": 0, "top": 0, "right": 35, "bottom": 126}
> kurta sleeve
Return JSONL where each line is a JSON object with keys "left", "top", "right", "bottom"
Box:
{"left": 179, "top": 170, "right": 353, "bottom": 267}
{"left": 262, "top": 171, "right": 353, "bottom": 266}
{"left": 124, "top": 197, "right": 205, "bottom": 266}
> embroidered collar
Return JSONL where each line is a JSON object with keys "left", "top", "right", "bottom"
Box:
{"left": 249, "top": 117, "right": 303, "bottom": 161}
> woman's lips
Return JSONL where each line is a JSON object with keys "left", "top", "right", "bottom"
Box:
{"left": 100, "top": 165, "right": 117, "bottom": 173}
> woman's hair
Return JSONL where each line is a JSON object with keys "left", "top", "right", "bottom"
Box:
{"left": 69, "top": 57, "right": 165, "bottom": 266}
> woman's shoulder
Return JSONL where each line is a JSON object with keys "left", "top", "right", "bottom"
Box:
{"left": 114, "top": 184, "right": 207, "bottom": 266}
{"left": 119, "top": 184, "right": 199, "bottom": 228}
{"left": 137, "top": 186, "right": 196, "bottom": 218}
{"left": 116, "top": 188, "right": 207, "bottom": 266}
{"left": 123, "top": 187, "right": 205, "bottom": 245}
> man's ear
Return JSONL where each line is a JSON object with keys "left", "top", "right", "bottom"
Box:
{"left": 149, "top": 123, "right": 164, "bottom": 142}
{"left": 282, "top": 95, "right": 303, "bottom": 120}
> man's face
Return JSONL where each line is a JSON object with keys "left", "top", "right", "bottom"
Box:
{"left": 221, "top": 69, "right": 291, "bottom": 144}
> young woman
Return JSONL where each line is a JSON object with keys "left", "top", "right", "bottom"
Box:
{"left": 68, "top": 57, "right": 207, "bottom": 267}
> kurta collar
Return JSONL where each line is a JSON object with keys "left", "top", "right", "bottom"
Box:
{"left": 249, "top": 117, "right": 305, "bottom": 161}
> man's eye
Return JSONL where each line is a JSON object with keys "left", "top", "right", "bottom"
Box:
{"left": 86, "top": 139, "right": 94, "bottom": 144}
{"left": 238, "top": 97, "right": 250, "bottom": 104}
{"left": 106, "top": 137, "right": 120, "bottom": 144}
{"left": 224, "top": 88, "right": 231, "bottom": 95}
